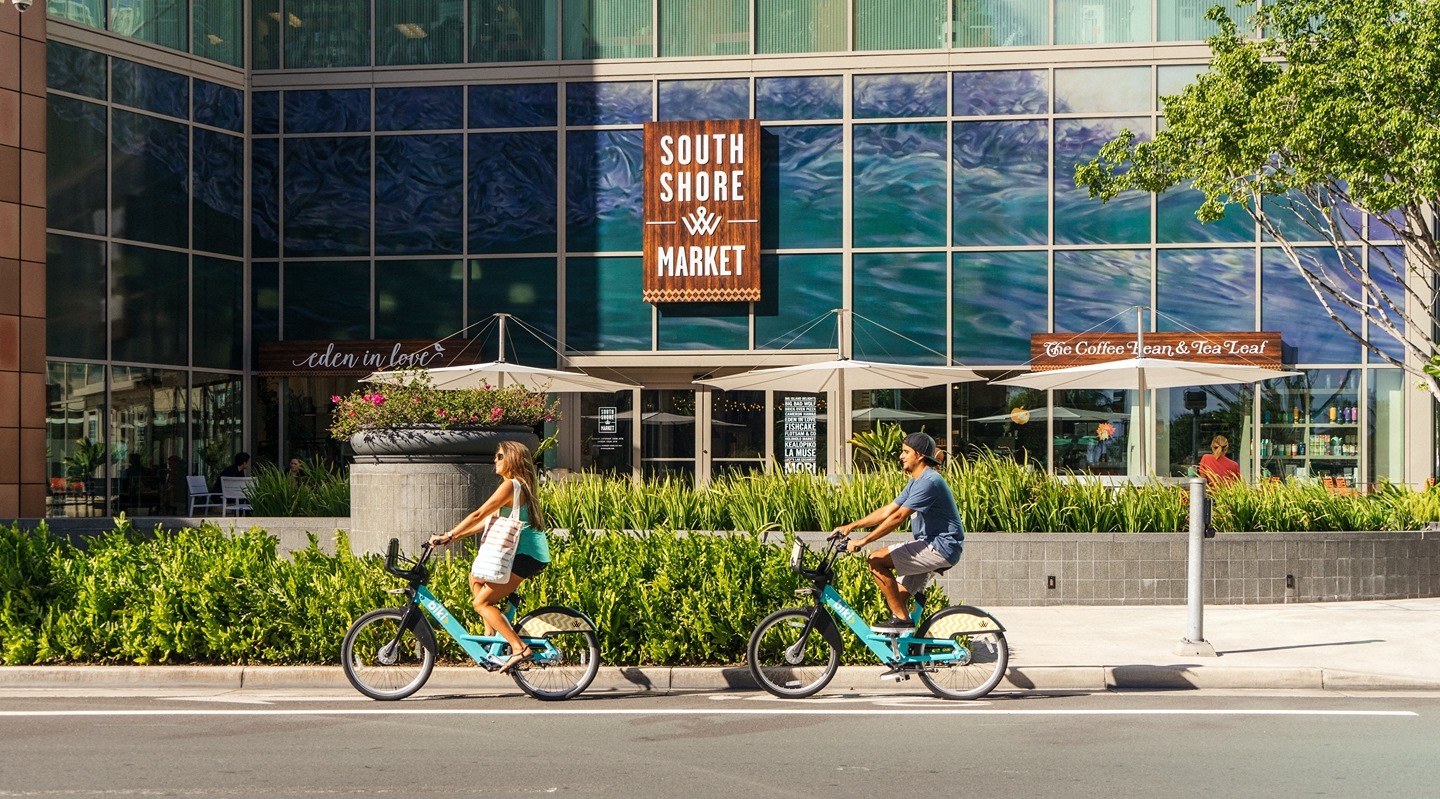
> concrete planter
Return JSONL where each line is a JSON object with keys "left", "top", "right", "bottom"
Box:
{"left": 349, "top": 425, "right": 539, "bottom": 463}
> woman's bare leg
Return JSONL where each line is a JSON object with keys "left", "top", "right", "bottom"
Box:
{"left": 473, "top": 572, "right": 527, "bottom": 655}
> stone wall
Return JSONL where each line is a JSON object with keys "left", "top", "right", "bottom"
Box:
{"left": 347, "top": 463, "right": 502, "bottom": 553}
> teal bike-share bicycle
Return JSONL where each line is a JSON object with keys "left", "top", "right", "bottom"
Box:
{"left": 748, "top": 536, "right": 1008, "bottom": 700}
{"left": 341, "top": 539, "right": 600, "bottom": 701}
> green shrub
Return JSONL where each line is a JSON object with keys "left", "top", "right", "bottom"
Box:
{"left": 246, "top": 457, "right": 351, "bottom": 517}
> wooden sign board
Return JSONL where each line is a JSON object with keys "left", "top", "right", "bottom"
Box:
{"left": 1030, "top": 332, "right": 1284, "bottom": 370}
{"left": 258, "top": 340, "right": 489, "bottom": 376}
{"left": 643, "top": 118, "right": 761, "bottom": 303}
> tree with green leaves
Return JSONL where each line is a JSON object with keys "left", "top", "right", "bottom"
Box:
{"left": 1075, "top": 0, "right": 1440, "bottom": 401}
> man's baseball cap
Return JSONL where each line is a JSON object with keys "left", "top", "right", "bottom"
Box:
{"left": 903, "top": 432, "right": 942, "bottom": 466}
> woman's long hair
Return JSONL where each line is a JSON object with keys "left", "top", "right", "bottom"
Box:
{"left": 496, "top": 439, "right": 546, "bottom": 530}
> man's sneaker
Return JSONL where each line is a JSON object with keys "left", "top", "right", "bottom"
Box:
{"left": 872, "top": 615, "right": 915, "bottom": 633}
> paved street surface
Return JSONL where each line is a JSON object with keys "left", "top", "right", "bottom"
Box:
{"left": 2, "top": 688, "right": 1437, "bottom": 798}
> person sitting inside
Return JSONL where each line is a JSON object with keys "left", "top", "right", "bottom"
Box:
{"left": 214, "top": 452, "right": 251, "bottom": 492}
{"left": 1198, "top": 435, "right": 1242, "bottom": 485}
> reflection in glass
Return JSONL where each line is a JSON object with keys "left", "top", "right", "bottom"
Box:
{"left": 762, "top": 125, "right": 843, "bottom": 250}
{"left": 580, "top": 390, "right": 634, "bottom": 475}
{"left": 194, "top": 256, "right": 244, "bottom": 370}
{"left": 110, "top": 366, "right": 188, "bottom": 515}
{"left": 284, "top": 89, "right": 370, "bottom": 134}
{"left": 953, "top": 381, "right": 1048, "bottom": 468}
{"left": 470, "top": 132, "right": 558, "bottom": 254}
{"left": 1054, "top": 117, "right": 1152, "bottom": 245}
{"left": 852, "top": 386, "right": 947, "bottom": 442}
{"left": 953, "top": 251, "right": 1047, "bottom": 365}
{"left": 1056, "top": 388, "right": 1133, "bottom": 475}
{"left": 853, "top": 123, "right": 947, "bottom": 247}
{"left": 660, "top": 0, "right": 749, "bottom": 56}
{"left": 658, "top": 303, "right": 749, "bottom": 351}
{"left": 1159, "top": 0, "right": 1246, "bottom": 42}
{"left": 1367, "top": 247, "right": 1406, "bottom": 362}
{"left": 252, "top": 0, "right": 280, "bottom": 69}
{"left": 111, "top": 110, "right": 189, "bottom": 249}
{"left": 1156, "top": 248, "right": 1255, "bottom": 334}
{"left": 853, "top": 73, "right": 947, "bottom": 118}
{"left": 377, "top": 134, "right": 465, "bottom": 255}
{"left": 472, "top": 0, "right": 556, "bottom": 62}
{"left": 562, "top": 0, "right": 652, "bottom": 59}
{"left": 470, "top": 84, "right": 558, "bottom": 128}
{"left": 193, "top": 128, "right": 245, "bottom": 257}
{"left": 1258, "top": 368, "right": 1359, "bottom": 484}
{"left": 1157, "top": 180, "right": 1255, "bottom": 243}
{"left": 468, "top": 258, "right": 559, "bottom": 365}
{"left": 566, "top": 129, "right": 643, "bottom": 252}
{"left": 282, "top": 261, "right": 371, "bottom": 341}
{"left": 47, "top": 42, "right": 107, "bottom": 99}
{"left": 285, "top": 0, "right": 371, "bottom": 67}
{"left": 47, "top": 0, "right": 104, "bottom": 30}
{"left": 1054, "top": 67, "right": 1149, "bottom": 113}
{"left": 45, "top": 361, "right": 107, "bottom": 518}
{"left": 953, "top": 119, "right": 1048, "bottom": 246}
{"left": 712, "top": 390, "right": 766, "bottom": 465}
{"left": 756, "top": 76, "right": 843, "bottom": 120}
{"left": 641, "top": 389, "right": 696, "bottom": 478}
{"left": 191, "top": 372, "right": 244, "bottom": 489}
{"left": 658, "top": 79, "right": 750, "bottom": 122}
{"left": 1055, "top": 0, "right": 1151, "bottom": 45}
{"left": 110, "top": 244, "right": 188, "bottom": 366}
{"left": 757, "top": 0, "right": 845, "bottom": 54}
{"left": 109, "top": 0, "right": 187, "bottom": 51}
{"left": 953, "top": 0, "right": 1046, "bottom": 48}
{"left": 47, "top": 96, "right": 108, "bottom": 236}
{"left": 194, "top": 0, "right": 243, "bottom": 65}
{"left": 1260, "top": 248, "right": 1362, "bottom": 364}
{"left": 283, "top": 137, "right": 371, "bottom": 257}
{"left": 375, "top": 260, "right": 464, "bottom": 340}
{"left": 855, "top": 0, "right": 947, "bottom": 51}
{"left": 1369, "top": 368, "right": 1405, "bottom": 486}
{"left": 953, "top": 70, "right": 1048, "bottom": 116}
{"left": 378, "top": 86, "right": 465, "bottom": 131}
{"left": 1157, "top": 383, "right": 1254, "bottom": 481}
{"left": 377, "top": 0, "right": 464, "bottom": 65}
{"left": 46, "top": 235, "right": 107, "bottom": 361}
{"left": 565, "top": 81, "right": 652, "bottom": 126}
{"left": 756, "top": 254, "right": 843, "bottom": 351}
{"left": 565, "top": 257, "right": 650, "bottom": 351}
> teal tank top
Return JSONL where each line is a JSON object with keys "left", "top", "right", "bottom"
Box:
{"left": 507, "top": 479, "right": 551, "bottom": 563}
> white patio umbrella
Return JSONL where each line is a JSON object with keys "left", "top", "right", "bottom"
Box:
{"left": 697, "top": 358, "right": 983, "bottom": 394}
{"left": 970, "top": 406, "right": 1117, "bottom": 424}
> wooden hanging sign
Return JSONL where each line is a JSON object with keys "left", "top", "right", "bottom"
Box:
{"left": 1030, "top": 332, "right": 1285, "bottom": 369}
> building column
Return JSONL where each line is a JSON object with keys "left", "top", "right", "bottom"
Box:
{"left": 0, "top": 4, "right": 46, "bottom": 518}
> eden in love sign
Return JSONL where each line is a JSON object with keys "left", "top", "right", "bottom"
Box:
{"left": 643, "top": 118, "right": 761, "bottom": 303}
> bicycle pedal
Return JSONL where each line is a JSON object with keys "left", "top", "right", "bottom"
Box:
{"left": 878, "top": 667, "right": 911, "bottom": 681}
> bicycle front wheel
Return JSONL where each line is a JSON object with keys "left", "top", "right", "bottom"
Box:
{"left": 512, "top": 606, "right": 601, "bottom": 701}
{"left": 341, "top": 608, "right": 437, "bottom": 701}
{"left": 747, "top": 607, "right": 840, "bottom": 699}
{"left": 916, "top": 606, "right": 1009, "bottom": 700}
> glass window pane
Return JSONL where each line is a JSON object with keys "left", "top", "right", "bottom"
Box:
{"left": 1055, "top": 117, "right": 1152, "bottom": 245}
{"left": 580, "top": 390, "right": 633, "bottom": 474}
{"left": 284, "top": 89, "right": 370, "bottom": 133}
{"left": 658, "top": 303, "right": 749, "bottom": 350}
{"left": 471, "top": 0, "right": 557, "bottom": 62}
{"left": 251, "top": 138, "right": 280, "bottom": 258}
{"left": 1159, "top": 0, "right": 1245, "bottom": 42}
{"left": 566, "top": 129, "right": 643, "bottom": 252}
{"left": 641, "top": 390, "right": 695, "bottom": 461}
{"left": 283, "top": 261, "right": 370, "bottom": 341}
{"left": 564, "top": 257, "right": 650, "bottom": 350}
{"left": 46, "top": 96, "right": 108, "bottom": 235}
{"left": 111, "top": 109, "right": 189, "bottom": 249}
{"left": 756, "top": 254, "right": 842, "bottom": 350}
{"left": 657, "top": 79, "right": 749, "bottom": 122}
{"left": 468, "top": 258, "right": 559, "bottom": 365}
{"left": 194, "top": 256, "right": 243, "bottom": 370}
{"left": 774, "top": 392, "right": 828, "bottom": 474}
{"left": 375, "top": 259, "right": 465, "bottom": 340}
{"left": 110, "top": 367, "right": 188, "bottom": 515}
{"left": 762, "top": 125, "right": 843, "bottom": 250}
{"left": 469, "top": 131, "right": 558, "bottom": 254}
{"left": 856, "top": 0, "right": 948, "bottom": 50}
{"left": 659, "top": 0, "right": 749, "bottom": 57}
{"left": 954, "top": 251, "right": 1047, "bottom": 364}
{"left": 194, "top": 0, "right": 243, "bottom": 65}
{"left": 470, "top": 84, "right": 558, "bottom": 128}
{"left": 112, "top": 59, "right": 189, "bottom": 119}
{"left": 284, "top": 0, "right": 371, "bottom": 68}
{"left": 376, "top": 134, "right": 464, "bottom": 255}
{"left": 251, "top": 261, "right": 280, "bottom": 359}
{"left": 953, "top": 381, "right": 1048, "bottom": 467}
{"left": 854, "top": 73, "right": 946, "bottom": 118}
{"left": 110, "top": 0, "right": 188, "bottom": 51}
{"left": 193, "top": 128, "right": 245, "bottom": 257}
{"left": 111, "top": 244, "right": 188, "bottom": 365}
{"left": 1157, "top": 180, "right": 1254, "bottom": 243}
{"left": 46, "top": 0, "right": 104, "bottom": 30}
{"left": 376, "top": 0, "right": 464, "bottom": 65}
{"left": 46, "top": 235, "right": 107, "bottom": 360}
{"left": 565, "top": 81, "right": 651, "bottom": 126}
{"left": 47, "top": 42, "right": 107, "bottom": 100}
{"left": 853, "top": 123, "right": 947, "bottom": 247}
{"left": 252, "top": 0, "right": 280, "bottom": 70}
{"left": 1157, "top": 64, "right": 1206, "bottom": 109}
{"left": 378, "top": 86, "right": 464, "bottom": 131}
{"left": 194, "top": 80, "right": 244, "bottom": 132}
{"left": 1156, "top": 248, "right": 1256, "bottom": 333}
{"left": 45, "top": 361, "right": 107, "bottom": 518}
{"left": 1261, "top": 248, "right": 1362, "bottom": 363}
{"left": 1369, "top": 368, "right": 1405, "bottom": 484}
{"left": 954, "top": 119, "right": 1049, "bottom": 246}
{"left": 1368, "top": 247, "right": 1406, "bottom": 362}
{"left": 252, "top": 91, "right": 280, "bottom": 134}
{"left": 562, "top": 0, "right": 652, "bottom": 59}
{"left": 756, "top": 76, "right": 842, "bottom": 120}
{"left": 953, "top": 70, "right": 1048, "bottom": 115}
{"left": 1055, "top": 67, "right": 1149, "bottom": 113}
{"left": 283, "top": 137, "right": 371, "bottom": 257}
{"left": 1055, "top": 0, "right": 1151, "bottom": 45}
{"left": 853, "top": 252, "right": 948, "bottom": 363}
{"left": 1054, "top": 249, "right": 1151, "bottom": 334}
{"left": 757, "top": 0, "right": 845, "bottom": 54}
{"left": 954, "top": 0, "right": 1047, "bottom": 48}
{"left": 191, "top": 373, "right": 244, "bottom": 490}
{"left": 712, "top": 390, "right": 766, "bottom": 459}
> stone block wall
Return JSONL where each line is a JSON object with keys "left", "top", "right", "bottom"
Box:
{"left": 347, "top": 463, "right": 502, "bottom": 553}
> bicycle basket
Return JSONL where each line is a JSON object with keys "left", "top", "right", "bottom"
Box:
{"left": 383, "top": 538, "right": 428, "bottom": 582}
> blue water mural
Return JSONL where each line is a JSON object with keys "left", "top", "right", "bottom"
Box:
{"left": 283, "top": 137, "right": 371, "bottom": 257}
{"left": 853, "top": 252, "right": 948, "bottom": 364}
{"left": 112, "top": 59, "right": 188, "bottom": 119}
{"left": 756, "top": 254, "right": 843, "bottom": 351}
{"left": 658, "top": 79, "right": 750, "bottom": 121}
{"left": 374, "top": 260, "right": 465, "bottom": 339}
{"left": 192, "top": 128, "right": 245, "bottom": 257}
{"left": 1155, "top": 248, "right": 1255, "bottom": 333}
{"left": 194, "top": 80, "right": 244, "bottom": 132}
{"left": 1368, "top": 247, "right": 1406, "bottom": 361}
{"left": 253, "top": 91, "right": 280, "bottom": 135}
{"left": 853, "top": 123, "right": 947, "bottom": 247}
{"left": 658, "top": 303, "right": 750, "bottom": 350}
{"left": 47, "top": 41, "right": 106, "bottom": 100}
{"left": 757, "top": 76, "right": 842, "bottom": 120}
{"left": 1054, "top": 67, "right": 1150, "bottom": 114}
{"left": 565, "top": 257, "right": 651, "bottom": 351}
{"left": 111, "top": 110, "right": 189, "bottom": 249}
{"left": 854, "top": 73, "right": 947, "bottom": 118}
{"left": 1055, "top": 117, "right": 1152, "bottom": 245}
{"left": 953, "top": 70, "right": 1048, "bottom": 116}
{"left": 566, "top": 82, "right": 652, "bottom": 126}
{"left": 1054, "top": 249, "right": 1152, "bottom": 333}
{"left": 1157, "top": 179, "right": 1254, "bottom": 243}
{"left": 469, "top": 131, "right": 558, "bottom": 254}
{"left": 762, "top": 125, "right": 843, "bottom": 250}
{"left": 953, "top": 119, "right": 1048, "bottom": 246}
{"left": 284, "top": 89, "right": 371, "bottom": 133}
{"left": 378, "top": 85, "right": 464, "bottom": 131}
{"left": 469, "top": 258, "right": 559, "bottom": 365}
{"left": 953, "top": 250, "right": 1048, "bottom": 364}
{"left": 376, "top": 134, "right": 464, "bottom": 255}
{"left": 251, "top": 138, "right": 280, "bottom": 258}
{"left": 1261, "top": 248, "right": 1362, "bottom": 363}
{"left": 283, "top": 261, "right": 371, "bottom": 341}
{"left": 566, "top": 129, "right": 643, "bottom": 252}
{"left": 470, "top": 83, "right": 558, "bottom": 128}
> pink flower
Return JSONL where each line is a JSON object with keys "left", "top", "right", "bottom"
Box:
{"left": 437, "top": 410, "right": 448, "bottom": 418}
{"left": 489, "top": 407, "right": 504, "bottom": 423}
{"left": 470, "top": 415, "right": 479, "bottom": 422}
{"left": 330, "top": 395, "right": 342, "bottom": 404}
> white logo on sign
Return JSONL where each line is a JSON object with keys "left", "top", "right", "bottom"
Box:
{"left": 681, "top": 205, "right": 722, "bottom": 236}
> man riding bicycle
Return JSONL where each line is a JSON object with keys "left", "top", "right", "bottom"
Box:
{"left": 830, "top": 432, "right": 964, "bottom": 632}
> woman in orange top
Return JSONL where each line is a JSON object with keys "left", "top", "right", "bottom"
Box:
{"left": 1198, "top": 434, "right": 1242, "bottom": 485}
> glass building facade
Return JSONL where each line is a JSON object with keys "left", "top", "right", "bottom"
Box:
{"left": 22, "top": 0, "right": 1435, "bottom": 516}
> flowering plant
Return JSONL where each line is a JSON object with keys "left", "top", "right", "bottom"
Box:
{"left": 328, "top": 369, "right": 559, "bottom": 440}
{"left": 1096, "top": 422, "right": 1116, "bottom": 441}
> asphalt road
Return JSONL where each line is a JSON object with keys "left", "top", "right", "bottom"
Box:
{"left": 1, "top": 689, "right": 1436, "bottom": 798}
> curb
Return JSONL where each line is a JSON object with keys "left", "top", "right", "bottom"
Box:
{"left": 2, "top": 665, "right": 1438, "bottom": 693}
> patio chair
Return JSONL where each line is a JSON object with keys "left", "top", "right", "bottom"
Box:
{"left": 220, "top": 476, "right": 254, "bottom": 516}
{"left": 186, "top": 475, "right": 222, "bottom": 515}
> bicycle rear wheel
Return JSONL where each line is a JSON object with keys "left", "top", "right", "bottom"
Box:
{"left": 747, "top": 607, "right": 840, "bottom": 699}
{"left": 915, "top": 606, "right": 1008, "bottom": 700}
{"left": 512, "top": 606, "right": 601, "bottom": 701}
{"left": 341, "top": 608, "right": 437, "bottom": 701}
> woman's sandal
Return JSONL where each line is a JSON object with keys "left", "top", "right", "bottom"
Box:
{"left": 498, "top": 646, "right": 533, "bottom": 674}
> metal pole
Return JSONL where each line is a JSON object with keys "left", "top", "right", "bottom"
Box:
{"left": 1177, "top": 477, "right": 1218, "bottom": 656}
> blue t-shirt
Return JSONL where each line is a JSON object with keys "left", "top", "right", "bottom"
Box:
{"left": 893, "top": 468, "right": 965, "bottom": 564}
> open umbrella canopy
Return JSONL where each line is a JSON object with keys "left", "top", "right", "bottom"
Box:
{"left": 696, "top": 358, "right": 983, "bottom": 393}
{"left": 366, "top": 361, "right": 636, "bottom": 393}
{"left": 991, "top": 357, "right": 1300, "bottom": 392}
{"left": 971, "top": 406, "right": 1117, "bottom": 424}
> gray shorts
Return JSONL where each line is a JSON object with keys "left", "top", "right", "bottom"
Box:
{"left": 885, "top": 538, "right": 954, "bottom": 594}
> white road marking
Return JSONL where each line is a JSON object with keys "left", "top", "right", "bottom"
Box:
{"left": 0, "top": 708, "right": 1418, "bottom": 718}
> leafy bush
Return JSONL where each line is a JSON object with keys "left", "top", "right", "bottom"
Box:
{"left": 328, "top": 368, "right": 559, "bottom": 439}
{"left": 246, "top": 458, "right": 351, "bottom": 517}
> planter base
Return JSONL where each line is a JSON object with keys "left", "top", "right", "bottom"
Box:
{"left": 348, "top": 462, "right": 502, "bottom": 553}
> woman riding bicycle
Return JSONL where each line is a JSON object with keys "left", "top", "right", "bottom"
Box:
{"left": 428, "top": 439, "right": 550, "bottom": 673}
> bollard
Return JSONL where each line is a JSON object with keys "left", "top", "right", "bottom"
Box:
{"left": 1175, "top": 477, "right": 1218, "bottom": 657}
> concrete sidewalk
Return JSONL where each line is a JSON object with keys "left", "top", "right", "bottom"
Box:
{"left": 1, "top": 599, "right": 1436, "bottom": 694}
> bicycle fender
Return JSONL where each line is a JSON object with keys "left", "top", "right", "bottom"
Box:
{"left": 926, "top": 605, "right": 1006, "bottom": 637}
{"left": 516, "top": 605, "right": 597, "bottom": 635}
{"left": 394, "top": 607, "right": 439, "bottom": 649}
{"left": 809, "top": 607, "right": 845, "bottom": 652}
